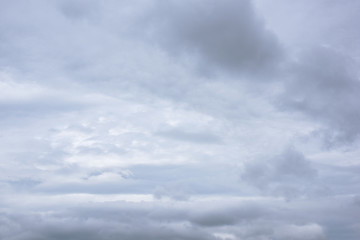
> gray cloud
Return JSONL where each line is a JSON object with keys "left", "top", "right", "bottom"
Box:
{"left": 278, "top": 47, "right": 360, "bottom": 146}
{"left": 144, "top": 0, "right": 282, "bottom": 77}
{"left": 153, "top": 185, "right": 191, "bottom": 201}
{"left": 156, "top": 128, "right": 222, "bottom": 144}
{"left": 189, "top": 203, "right": 268, "bottom": 227}
{"left": 2, "top": 196, "right": 360, "bottom": 240}
{"left": 241, "top": 148, "right": 318, "bottom": 198}
{"left": 0, "top": 0, "right": 360, "bottom": 240}
{"left": 57, "top": 0, "right": 100, "bottom": 21}
{"left": 0, "top": 211, "right": 215, "bottom": 240}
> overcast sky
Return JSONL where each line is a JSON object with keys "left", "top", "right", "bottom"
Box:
{"left": 1, "top": 0, "right": 360, "bottom": 239}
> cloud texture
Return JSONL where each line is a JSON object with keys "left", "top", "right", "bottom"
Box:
{"left": 1, "top": 0, "right": 360, "bottom": 239}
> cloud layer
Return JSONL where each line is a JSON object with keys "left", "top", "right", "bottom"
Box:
{"left": 1, "top": 0, "right": 360, "bottom": 239}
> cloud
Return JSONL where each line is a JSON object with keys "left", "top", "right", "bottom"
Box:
{"left": 0, "top": 209, "right": 215, "bottom": 240}
{"left": 255, "top": 0, "right": 360, "bottom": 56}
{"left": 0, "top": 0, "right": 360, "bottom": 240}
{"left": 189, "top": 202, "right": 268, "bottom": 227}
{"left": 144, "top": 0, "right": 282, "bottom": 77}
{"left": 273, "top": 223, "right": 326, "bottom": 240}
{"left": 278, "top": 47, "right": 360, "bottom": 146}
{"left": 156, "top": 128, "right": 222, "bottom": 144}
{"left": 241, "top": 147, "right": 318, "bottom": 198}
{"left": 153, "top": 185, "right": 191, "bottom": 201}
{"left": 57, "top": 0, "right": 100, "bottom": 21}
{"left": 2, "top": 196, "right": 359, "bottom": 240}
{"left": 0, "top": 80, "right": 86, "bottom": 118}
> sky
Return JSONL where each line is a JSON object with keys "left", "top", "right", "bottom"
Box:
{"left": 0, "top": 0, "right": 360, "bottom": 239}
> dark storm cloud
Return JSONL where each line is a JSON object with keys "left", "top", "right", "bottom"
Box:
{"left": 278, "top": 47, "right": 360, "bottom": 146}
{"left": 144, "top": 0, "right": 282, "bottom": 77}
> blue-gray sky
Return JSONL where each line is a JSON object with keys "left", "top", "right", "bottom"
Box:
{"left": 1, "top": 0, "right": 360, "bottom": 239}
